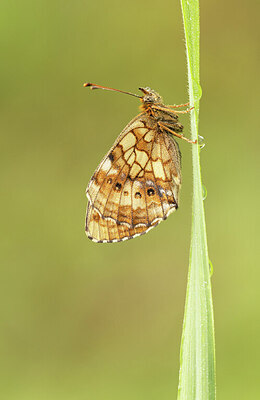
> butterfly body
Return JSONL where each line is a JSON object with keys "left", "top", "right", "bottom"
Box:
{"left": 85, "top": 86, "right": 193, "bottom": 243}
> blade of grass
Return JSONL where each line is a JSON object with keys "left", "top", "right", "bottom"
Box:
{"left": 177, "top": 1, "right": 216, "bottom": 400}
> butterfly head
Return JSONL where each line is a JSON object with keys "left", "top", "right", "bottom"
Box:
{"left": 139, "top": 87, "right": 163, "bottom": 105}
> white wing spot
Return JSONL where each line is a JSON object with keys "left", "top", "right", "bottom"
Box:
{"left": 102, "top": 158, "right": 112, "bottom": 172}
{"left": 134, "top": 127, "right": 148, "bottom": 136}
{"left": 128, "top": 120, "right": 145, "bottom": 129}
{"left": 120, "top": 132, "right": 136, "bottom": 151}
{"left": 135, "top": 149, "right": 149, "bottom": 167}
{"left": 129, "top": 163, "right": 142, "bottom": 178}
{"left": 152, "top": 160, "right": 166, "bottom": 180}
{"left": 144, "top": 130, "right": 154, "bottom": 142}
{"left": 127, "top": 152, "right": 135, "bottom": 166}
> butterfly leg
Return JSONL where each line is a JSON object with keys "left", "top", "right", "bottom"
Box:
{"left": 168, "top": 102, "right": 190, "bottom": 108}
{"left": 152, "top": 105, "right": 194, "bottom": 114}
{"left": 158, "top": 122, "right": 197, "bottom": 144}
{"left": 173, "top": 106, "right": 194, "bottom": 114}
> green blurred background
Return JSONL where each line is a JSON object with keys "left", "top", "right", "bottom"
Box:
{"left": 1, "top": 0, "right": 259, "bottom": 399}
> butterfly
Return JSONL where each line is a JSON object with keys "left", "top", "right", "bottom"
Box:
{"left": 84, "top": 83, "right": 196, "bottom": 243}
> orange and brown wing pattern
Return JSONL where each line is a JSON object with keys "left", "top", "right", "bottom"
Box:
{"left": 86, "top": 116, "right": 181, "bottom": 243}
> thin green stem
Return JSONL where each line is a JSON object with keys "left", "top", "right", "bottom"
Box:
{"left": 177, "top": 1, "right": 216, "bottom": 399}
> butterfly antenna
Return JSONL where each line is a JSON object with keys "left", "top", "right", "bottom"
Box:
{"left": 83, "top": 83, "right": 141, "bottom": 99}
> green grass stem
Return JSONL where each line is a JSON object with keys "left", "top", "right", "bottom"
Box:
{"left": 177, "top": 1, "right": 216, "bottom": 399}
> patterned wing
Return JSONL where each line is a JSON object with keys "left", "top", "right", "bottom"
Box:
{"left": 86, "top": 116, "right": 181, "bottom": 243}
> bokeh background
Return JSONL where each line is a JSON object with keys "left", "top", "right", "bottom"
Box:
{"left": 1, "top": 0, "right": 259, "bottom": 399}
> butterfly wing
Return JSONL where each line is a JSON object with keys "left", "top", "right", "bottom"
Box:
{"left": 86, "top": 115, "right": 181, "bottom": 243}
